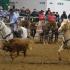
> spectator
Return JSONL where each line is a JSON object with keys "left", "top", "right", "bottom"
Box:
{"left": 68, "top": 13, "right": 70, "bottom": 20}
{"left": 45, "top": 8, "right": 51, "bottom": 16}
{"left": 25, "top": 8, "right": 31, "bottom": 16}
{"left": 48, "top": 12, "right": 56, "bottom": 24}
{"left": 55, "top": 12, "right": 60, "bottom": 22}
{"left": 19, "top": 7, "right": 26, "bottom": 16}
{"left": 30, "top": 9, "right": 39, "bottom": 22}
{"left": 45, "top": 8, "right": 51, "bottom": 22}
{"left": 61, "top": 11, "right": 67, "bottom": 22}
{"left": 47, "top": 12, "right": 56, "bottom": 30}
{"left": 55, "top": 12, "right": 60, "bottom": 27}
{"left": 38, "top": 10, "right": 45, "bottom": 24}
{"left": 31, "top": 9, "right": 38, "bottom": 17}
{"left": 25, "top": 8, "right": 31, "bottom": 20}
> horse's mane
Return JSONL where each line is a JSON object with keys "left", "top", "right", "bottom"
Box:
{"left": 65, "top": 20, "right": 70, "bottom": 30}
{"left": 61, "top": 19, "right": 70, "bottom": 30}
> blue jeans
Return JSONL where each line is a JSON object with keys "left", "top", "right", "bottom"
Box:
{"left": 10, "top": 23, "right": 18, "bottom": 32}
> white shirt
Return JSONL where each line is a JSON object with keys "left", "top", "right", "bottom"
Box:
{"left": 10, "top": 12, "right": 19, "bottom": 24}
{"left": 14, "top": 12, "right": 19, "bottom": 18}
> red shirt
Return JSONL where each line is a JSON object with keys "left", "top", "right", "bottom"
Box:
{"left": 48, "top": 14, "right": 56, "bottom": 23}
{"left": 39, "top": 13, "right": 45, "bottom": 20}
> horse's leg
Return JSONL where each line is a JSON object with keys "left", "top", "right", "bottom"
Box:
{"left": 46, "top": 29, "right": 49, "bottom": 43}
{"left": 50, "top": 30, "right": 53, "bottom": 43}
{"left": 22, "top": 47, "right": 27, "bottom": 57}
{"left": 39, "top": 33, "right": 43, "bottom": 43}
{"left": 58, "top": 44, "right": 64, "bottom": 61}
{"left": 54, "top": 30, "right": 58, "bottom": 42}
{"left": 17, "top": 51, "right": 19, "bottom": 56}
{"left": 30, "top": 29, "right": 33, "bottom": 38}
{"left": 40, "top": 35, "right": 42, "bottom": 43}
{"left": 30, "top": 28, "right": 36, "bottom": 39}
{"left": 43, "top": 32, "right": 46, "bottom": 44}
{"left": 47, "top": 28, "right": 51, "bottom": 43}
{"left": 43, "top": 30, "right": 48, "bottom": 44}
{"left": 49, "top": 25, "right": 54, "bottom": 43}
{"left": 33, "top": 29, "right": 36, "bottom": 39}
{"left": 55, "top": 34, "right": 58, "bottom": 41}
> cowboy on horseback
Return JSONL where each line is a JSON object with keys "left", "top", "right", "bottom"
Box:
{"left": 9, "top": 9, "right": 19, "bottom": 37}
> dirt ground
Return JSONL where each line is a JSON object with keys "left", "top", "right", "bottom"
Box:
{"left": 0, "top": 38, "right": 70, "bottom": 70}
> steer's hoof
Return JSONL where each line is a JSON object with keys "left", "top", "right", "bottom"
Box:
{"left": 58, "top": 57, "right": 62, "bottom": 61}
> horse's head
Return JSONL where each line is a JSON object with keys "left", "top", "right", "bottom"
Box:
{"left": 58, "top": 19, "right": 70, "bottom": 32}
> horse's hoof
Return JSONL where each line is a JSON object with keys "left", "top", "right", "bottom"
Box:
{"left": 58, "top": 52, "right": 62, "bottom": 61}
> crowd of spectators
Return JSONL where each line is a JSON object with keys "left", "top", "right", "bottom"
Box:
{"left": 0, "top": 6, "right": 70, "bottom": 40}
{"left": 0, "top": 6, "right": 70, "bottom": 24}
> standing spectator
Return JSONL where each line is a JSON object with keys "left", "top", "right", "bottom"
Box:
{"left": 61, "top": 11, "right": 67, "bottom": 22}
{"left": 45, "top": 8, "right": 51, "bottom": 16}
{"left": 45, "top": 8, "right": 51, "bottom": 23}
{"left": 30, "top": 9, "right": 39, "bottom": 22}
{"left": 47, "top": 12, "right": 58, "bottom": 41}
{"left": 31, "top": 9, "right": 38, "bottom": 17}
{"left": 38, "top": 10, "right": 45, "bottom": 26}
{"left": 68, "top": 13, "right": 70, "bottom": 20}
{"left": 37, "top": 10, "right": 45, "bottom": 36}
{"left": 25, "top": 8, "right": 31, "bottom": 21}
{"left": 47, "top": 12, "right": 56, "bottom": 30}
{"left": 19, "top": 7, "right": 26, "bottom": 16}
{"left": 48, "top": 12, "right": 56, "bottom": 25}
{"left": 55, "top": 12, "right": 60, "bottom": 27}
{"left": 55, "top": 12, "right": 60, "bottom": 23}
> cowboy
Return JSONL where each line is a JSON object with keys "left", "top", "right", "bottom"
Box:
{"left": 9, "top": 9, "right": 19, "bottom": 32}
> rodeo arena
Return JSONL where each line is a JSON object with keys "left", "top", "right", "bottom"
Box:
{"left": 0, "top": 0, "right": 70, "bottom": 70}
